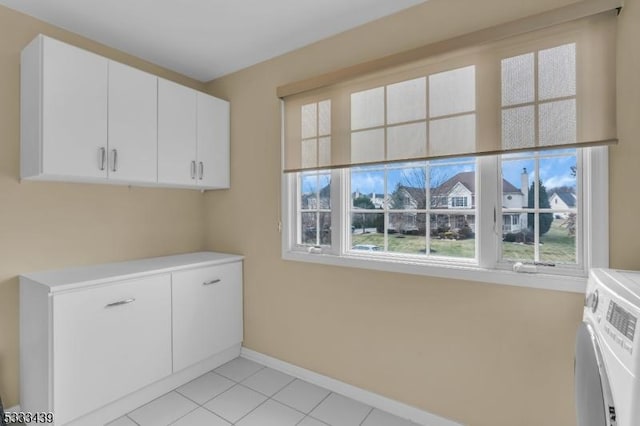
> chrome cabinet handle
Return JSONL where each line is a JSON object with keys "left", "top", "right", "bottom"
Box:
{"left": 99, "top": 147, "right": 106, "bottom": 171}
{"left": 191, "top": 160, "right": 196, "bottom": 179}
{"left": 105, "top": 298, "right": 135, "bottom": 308}
{"left": 198, "top": 162, "right": 204, "bottom": 180}
{"left": 111, "top": 149, "right": 118, "bottom": 172}
{"left": 203, "top": 279, "right": 221, "bottom": 286}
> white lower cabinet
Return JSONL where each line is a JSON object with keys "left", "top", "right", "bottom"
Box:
{"left": 19, "top": 252, "right": 243, "bottom": 426}
{"left": 172, "top": 262, "right": 243, "bottom": 371}
{"left": 53, "top": 275, "right": 172, "bottom": 425}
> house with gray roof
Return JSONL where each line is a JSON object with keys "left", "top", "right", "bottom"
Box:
{"left": 393, "top": 169, "right": 530, "bottom": 234}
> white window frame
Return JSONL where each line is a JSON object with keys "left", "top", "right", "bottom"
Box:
{"left": 281, "top": 109, "right": 608, "bottom": 293}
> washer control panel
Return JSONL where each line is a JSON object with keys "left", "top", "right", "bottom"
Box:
{"left": 607, "top": 301, "right": 637, "bottom": 342}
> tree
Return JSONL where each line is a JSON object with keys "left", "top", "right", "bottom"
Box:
{"left": 528, "top": 180, "right": 553, "bottom": 235}
{"left": 352, "top": 195, "right": 376, "bottom": 232}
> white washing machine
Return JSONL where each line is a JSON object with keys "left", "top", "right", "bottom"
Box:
{"left": 576, "top": 268, "right": 640, "bottom": 426}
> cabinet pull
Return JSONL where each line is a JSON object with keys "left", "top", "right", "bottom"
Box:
{"left": 105, "top": 298, "right": 136, "bottom": 308}
{"left": 199, "top": 162, "right": 204, "bottom": 180}
{"left": 203, "top": 279, "right": 221, "bottom": 286}
{"left": 191, "top": 160, "right": 196, "bottom": 179}
{"left": 99, "top": 147, "right": 106, "bottom": 171}
{"left": 111, "top": 149, "right": 118, "bottom": 172}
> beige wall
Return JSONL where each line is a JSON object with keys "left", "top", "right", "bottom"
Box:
{"left": 0, "top": 6, "right": 208, "bottom": 406}
{"left": 0, "top": 0, "right": 637, "bottom": 423}
{"left": 204, "top": 0, "right": 640, "bottom": 425}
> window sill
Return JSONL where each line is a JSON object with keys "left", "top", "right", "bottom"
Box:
{"left": 282, "top": 250, "right": 587, "bottom": 293}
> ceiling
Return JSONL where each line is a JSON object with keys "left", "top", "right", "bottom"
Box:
{"left": 0, "top": 0, "right": 427, "bottom": 82}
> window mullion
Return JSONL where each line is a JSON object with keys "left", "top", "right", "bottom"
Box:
{"left": 332, "top": 168, "right": 345, "bottom": 256}
{"left": 477, "top": 155, "right": 499, "bottom": 268}
{"left": 534, "top": 156, "right": 540, "bottom": 262}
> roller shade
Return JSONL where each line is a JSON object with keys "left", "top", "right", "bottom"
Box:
{"left": 282, "top": 3, "right": 618, "bottom": 173}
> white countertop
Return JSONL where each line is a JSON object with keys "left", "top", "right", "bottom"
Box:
{"left": 20, "top": 251, "right": 243, "bottom": 292}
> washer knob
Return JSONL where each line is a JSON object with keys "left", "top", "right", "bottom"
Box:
{"left": 585, "top": 290, "right": 599, "bottom": 313}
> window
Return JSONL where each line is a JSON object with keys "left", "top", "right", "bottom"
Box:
{"left": 349, "top": 158, "right": 476, "bottom": 259}
{"left": 282, "top": 26, "right": 613, "bottom": 292}
{"left": 500, "top": 149, "right": 579, "bottom": 268}
{"left": 451, "top": 197, "right": 468, "bottom": 208}
{"left": 284, "top": 146, "right": 604, "bottom": 291}
{"left": 297, "top": 171, "right": 332, "bottom": 246}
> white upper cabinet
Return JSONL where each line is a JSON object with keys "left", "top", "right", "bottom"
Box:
{"left": 158, "top": 79, "right": 197, "bottom": 186}
{"left": 158, "top": 81, "right": 231, "bottom": 189}
{"left": 197, "top": 93, "right": 230, "bottom": 188}
{"left": 22, "top": 35, "right": 108, "bottom": 180}
{"left": 108, "top": 61, "right": 158, "bottom": 183}
{"left": 21, "top": 34, "right": 230, "bottom": 190}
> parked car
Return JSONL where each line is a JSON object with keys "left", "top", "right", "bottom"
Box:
{"left": 352, "top": 244, "right": 381, "bottom": 252}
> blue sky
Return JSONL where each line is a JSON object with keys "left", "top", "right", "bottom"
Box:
{"left": 350, "top": 152, "right": 577, "bottom": 194}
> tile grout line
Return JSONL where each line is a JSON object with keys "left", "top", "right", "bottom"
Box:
{"left": 165, "top": 404, "right": 200, "bottom": 426}
{"left": 227, "top": 393, "right": 271, "bottom": 425}
{"left": 242, "top": 375, "right": 297, "bottom": 399}
{"left": 359, "top": 407, "right": 375, "bottom": 426}
{"left": 308, "top": 391, "right": 333, "bottom": 414}
{"left": 125, "top": 414, "right": 140, "bottom": 425}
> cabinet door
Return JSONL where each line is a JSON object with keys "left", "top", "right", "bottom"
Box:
{"left": 108, "top": 61, "right": 158, "bottom": 183}
{"left": 158, "top": 79, "right": 197, "bottom": 186}
{"left": 41, "top": 37, "right": 108, "bottom": 179}
{"left": 196, "top": 93, "right": 230, "bottom": 188}
{"left": 172, "top": 262, "right": 243, "bottom": 372}
{"left": 52, "top": 275, "right": 172, "bottom": 425}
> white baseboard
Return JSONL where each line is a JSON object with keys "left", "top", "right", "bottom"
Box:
{"left": 240, "top": 347, "right": 463, "bottom": 426}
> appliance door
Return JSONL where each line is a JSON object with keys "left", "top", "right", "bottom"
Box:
{"left": 575, "top": 321, "right": 617, "bottom": 426}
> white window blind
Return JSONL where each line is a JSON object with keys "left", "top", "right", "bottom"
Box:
{"left": 281, "top": 2, "right": 618, "bottom": 172}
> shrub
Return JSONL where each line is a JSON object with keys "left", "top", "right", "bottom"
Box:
{"left": 504, "top": 230, "right": 534, "bottom": 243}
{"left": 457, "top": 225, "right": 474, "bottom": 240}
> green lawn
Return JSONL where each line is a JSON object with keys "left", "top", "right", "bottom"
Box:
{"left": 351, "top": 221, "right": 575, "bottom": 263}
{"left": 352, "top": 232, "right": 474, "bottom": 258}
{"left": 502, "top": 220, "right": 576, "bottom": 263}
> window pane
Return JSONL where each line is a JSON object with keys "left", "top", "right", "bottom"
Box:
{"left": 318, "top": 137, "right": 331, "bottom": 167}
{"left": 300, "top": 174, "right": 318, "bottom": 209}
{"left": 387, "top": 77, "right": 426, "bottom": 124}
{"left": 538, "top": 43, "right": 576, "bottom": 100}
{"left": 429, "top": 114, "right": 476, "bottom": 156}
{"left": 301, "top": 139, "right": 317, "bottom": 169}
{"left": 318, "top": 100, "right": 331, "bottom": 136}
{"left": 388, "top": 166, "right": 426, "bottom": 210}
{"left": 502, "top": 217, "right": 535, "bottom": 262}
{"left": 351, "top": 212, "right": 384, "bottom": 249}
{"left": 387, "top": 122, "right": 427, "bottom": 161}
{"left": 301, "top": 103, "right": 317, "bottom": 139}
{"left": 388, "top": 212, "right": 426, "bottom": 255}
{"left": 300, "top": 212, "right": 317, "bottom": 245}
{"left": 429, "top": 214, "right": 475, "bottom": 258}
{"left": 502, "top": 105, "right": 535, "bottom": 150}
{"left": 540, "top": 214, "right": 576, "bottom": 264}
{"left": 539, "top": 99, "right": 576, "bottom": 146}
{"left": 502, "top": 53, "right": 534, "bottom": 106}
{"left": 319, "top": 212, "right": 332, "bottom": 245}
{"left": 539, "top": 154, "right": 577, "bottom": 264}
{"left": 318, "top": 173, "right": 332, "bottom": 209}
{"left": 351, "top": 128, "right": 385, "bottom": 163}
{"left": 539, "top": 155, "right": 577, "bottom": 209}
{"left": 351, "top": 168, "right": 384, "bottom": 209}
{"left": 501, "top": 158, "right": 534, "bottom": 209}
{"left": 430, "top": 162, "right": 475, "bottom": 208}
{"left": 351, "top": 87, "right": 385, "bottom": 130}
{"left": 429, "top": 65, "right": 475, "bottom": 117}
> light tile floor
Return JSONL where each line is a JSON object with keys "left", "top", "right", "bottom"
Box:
{"left": 106, "top": 357, "right": 422, "bottom": 426}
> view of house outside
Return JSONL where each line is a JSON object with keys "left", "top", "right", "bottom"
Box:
{"left": 299, "top": 149, "right": 578, "bottom": 264}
